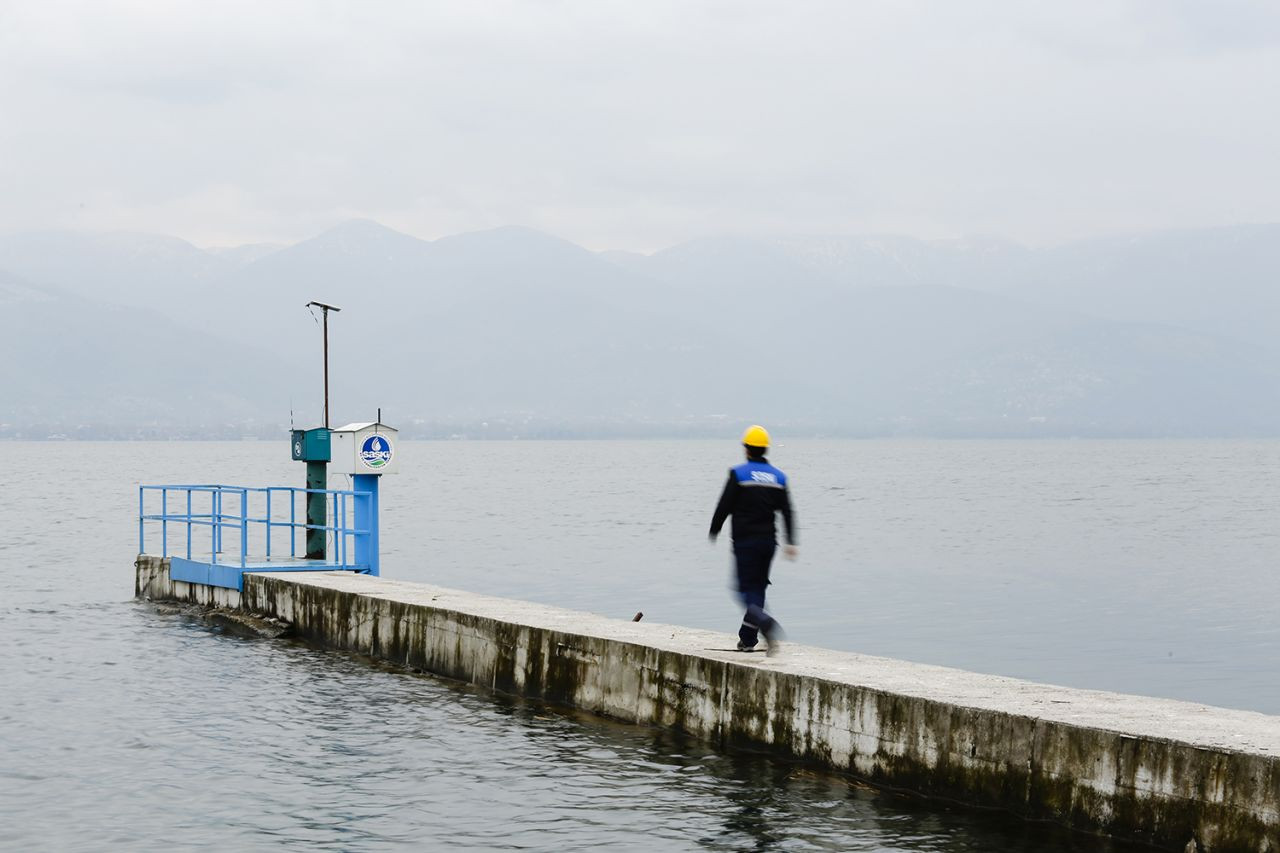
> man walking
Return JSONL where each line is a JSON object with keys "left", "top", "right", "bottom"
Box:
{"left": 709, "top": 425, "right": 797, "bottom": 655}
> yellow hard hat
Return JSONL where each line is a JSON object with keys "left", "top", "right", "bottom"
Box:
{"left": 742, "top": 424, "right": 770, "bottom": 448}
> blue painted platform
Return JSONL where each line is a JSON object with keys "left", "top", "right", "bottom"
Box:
{"left": 169, "top": 556, "right": 371, "bottom": 591}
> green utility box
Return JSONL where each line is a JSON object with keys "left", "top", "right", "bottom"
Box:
{"left": 290, "top": 428, "right": 331, "bottom": 462}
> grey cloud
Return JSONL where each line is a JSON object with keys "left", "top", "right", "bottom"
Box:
{"left": 0, "top": 1, "right": 1277, "bottom": 249}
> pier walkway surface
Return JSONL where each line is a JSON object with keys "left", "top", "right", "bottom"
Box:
{"left": 136, "top": 555, "right": 1279, "bottom": 852}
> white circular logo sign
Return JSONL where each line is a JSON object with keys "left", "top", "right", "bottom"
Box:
{"left": 360, "top": 435, "right": 392, "bottom": 470}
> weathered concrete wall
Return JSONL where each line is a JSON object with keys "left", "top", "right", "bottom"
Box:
{"left": 136, "top": 555, "right": 1280, "bottom": 852}
{"left": 136, "top": 553, "right": 243, "bottom": 609}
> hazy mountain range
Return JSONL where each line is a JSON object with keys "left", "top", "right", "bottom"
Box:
{"left": 3, "top": 220, "right": 1278, "bottom": 438}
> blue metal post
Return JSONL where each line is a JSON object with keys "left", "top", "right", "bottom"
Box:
{"left": 161, "top": 487, "right": 168, "bottom": 556}
{"left": 186, "top": 489, "right": 193, "bottom": 559}
{"left": 352, "top": 474, "right": 380, "bottom": 576}
{"left": 138, "top": 488, "right": 144, "bottom": 554}
{"left": 338, "top": 492, "right": 346, "bottom": 565}
{"left": 265, "top": 489, "right": 272, "bottom": 559}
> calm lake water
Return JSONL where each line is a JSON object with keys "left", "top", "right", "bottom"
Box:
{"left": 4, "top": 439, "right": 1276, "bottom": 851}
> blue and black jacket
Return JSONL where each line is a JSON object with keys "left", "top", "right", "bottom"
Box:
{"left": 709, "top": 457, "right": 796, "bottom": 545}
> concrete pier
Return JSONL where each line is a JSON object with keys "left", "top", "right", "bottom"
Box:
{"left": 136, "top": 554, "right": 1280, "bottom": 852}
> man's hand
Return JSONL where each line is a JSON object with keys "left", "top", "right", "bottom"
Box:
{"left": 783, "top": 545, "right": 798, "bottom": 561}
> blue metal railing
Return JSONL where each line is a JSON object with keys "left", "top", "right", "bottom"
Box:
{"left": 138, "top": 484, "right": 371, "bottom": 568}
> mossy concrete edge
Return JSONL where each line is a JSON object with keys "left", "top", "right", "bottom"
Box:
{"left": 135, "top": 555, "right": 1280, "bottom": 852}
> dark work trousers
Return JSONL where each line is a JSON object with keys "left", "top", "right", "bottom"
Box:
{"left": 733, "top": 536, "right": 779, "bottom": 647}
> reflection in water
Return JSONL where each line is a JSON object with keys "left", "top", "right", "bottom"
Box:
{"left": 469, "top": 680, "right": 1148, "bottom": 853}
{"left": 716, "top": 746, "right": 792, "bottom": 851}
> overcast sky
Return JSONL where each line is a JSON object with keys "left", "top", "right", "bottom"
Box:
{"left": 1, "top": 1, "right": 1277, "bottom": 251}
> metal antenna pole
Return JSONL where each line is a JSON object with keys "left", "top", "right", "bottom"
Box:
{"left": 306, "top": 301, "right": 341, "bottom": 428}
{"left": 304, "top": 301, "right": 341, "bottom": 561}
{"left": 322, "top": 309, "right": 330, "bottom": 428}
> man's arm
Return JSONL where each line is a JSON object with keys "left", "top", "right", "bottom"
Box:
{"left": 709, "top": 471, "right": 737, "bottom": 540}
{"left": 779, "top": 486, "right": 796, "bottom": 546}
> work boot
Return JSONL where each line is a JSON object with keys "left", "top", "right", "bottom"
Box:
{"left": 763, "top": 624, "right": 783, "bottom": 657}
{"left": 735, "top": 640, "right": 756, "bottom": 652}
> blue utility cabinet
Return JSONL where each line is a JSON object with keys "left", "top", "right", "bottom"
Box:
{"left": 290, "top": 427, "right": 331, "bottom": 462}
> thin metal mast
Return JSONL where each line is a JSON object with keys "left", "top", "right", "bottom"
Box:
{"left": 305, "top": 301, "right": 341, "bottom": 428}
